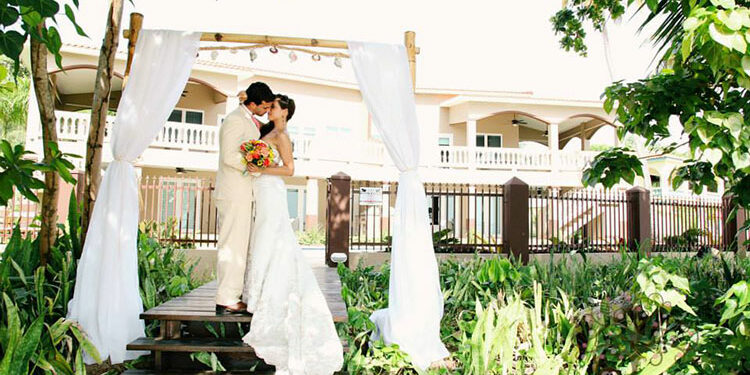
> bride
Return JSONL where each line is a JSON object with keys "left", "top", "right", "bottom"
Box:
{"left": 242, "top": 94, "right": 344, "bottom": 375}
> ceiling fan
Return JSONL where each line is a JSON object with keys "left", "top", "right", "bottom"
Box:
{"left": 511, "top": 114, "right": 527, "bottom": 126}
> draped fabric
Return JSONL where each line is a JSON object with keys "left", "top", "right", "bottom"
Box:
{"left": 67, "top": 30, "right": 201, "bottom": 364}
{"left": 348, "top": 41, "right": 449, "bottom": 370}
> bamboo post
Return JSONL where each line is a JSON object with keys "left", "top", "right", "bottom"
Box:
{"left": 123, "top": 12, "right": 143, "bottom": 87}
{"left": 404, "top": 31, "right": 416, "bottom": 91}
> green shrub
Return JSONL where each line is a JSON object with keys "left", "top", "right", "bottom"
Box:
{"left": 0, "top": 191, "right": 205, "bottom": 373}
{"left": 338, "top": 252, "right": 750, "bottom": 374}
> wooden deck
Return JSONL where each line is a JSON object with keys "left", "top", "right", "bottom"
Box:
{"left": 140, "top": 265, "right": 348, "bottom": 323}
{"left": 125, "top": 262, "right": 348, "bottom": 372}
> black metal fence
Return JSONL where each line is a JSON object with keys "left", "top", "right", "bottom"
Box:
{"left": 349, "top": 181, "right": 504, "bottom": 252}
{"left": 529, "top": 187, "right": 630, "bottom": 253}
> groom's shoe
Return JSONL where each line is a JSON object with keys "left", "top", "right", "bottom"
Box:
{"left": 215, "top": 302, "right": 251, "bottom": 315}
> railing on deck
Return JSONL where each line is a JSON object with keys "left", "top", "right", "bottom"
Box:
{"left": 139, "top": 176, "right": 219, "bottom": 247}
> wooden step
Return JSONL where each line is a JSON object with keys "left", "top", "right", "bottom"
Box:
{"left": 127, "top": 337, "right": 253, "bottom": 353}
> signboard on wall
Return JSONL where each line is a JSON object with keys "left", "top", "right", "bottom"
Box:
{"left": 359, "top": 187, "right": 383, "bottom": 206}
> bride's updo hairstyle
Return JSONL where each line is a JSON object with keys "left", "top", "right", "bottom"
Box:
{"left": 261, "top": 94, "right": 296, "bottom": 138}
{"left": 276, "top": 94, "right": 295, "bottom": 121}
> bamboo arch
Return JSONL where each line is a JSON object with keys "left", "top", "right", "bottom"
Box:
{"left": 122, "top": 12, "right": 419, "bottom": 90}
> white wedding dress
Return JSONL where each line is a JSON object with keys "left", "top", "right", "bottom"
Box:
{"left": 241, "top": 149, "right": 344, "bottom": 375}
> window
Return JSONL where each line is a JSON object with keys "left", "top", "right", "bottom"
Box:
{"left": 476, "top": 134, "right": 502, "bottom": 148}
{"left": 438, "top": 134, "right": 452, "bottom": 146}
{"left": 168, "top": 108, "right": 205, "bottom": 125}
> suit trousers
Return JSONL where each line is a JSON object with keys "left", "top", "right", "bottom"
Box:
{"left": 215, "top": 196, "right": 253, "bottom": 306}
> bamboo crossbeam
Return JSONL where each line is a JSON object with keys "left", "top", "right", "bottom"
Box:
{"left": 124, "top": 30, "right": 350, "bottom": 49}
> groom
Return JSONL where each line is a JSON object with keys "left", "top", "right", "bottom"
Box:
{"left": 214, "top": 81, "right": 275, "bottom": 314}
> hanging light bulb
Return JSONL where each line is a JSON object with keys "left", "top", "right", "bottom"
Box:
{"left": 249, "top": 49, "right": 258, "bottom": 62}
{"left": 210, "top": 50, "right": 219, "bottom": 60}
{"left": 269, "top": 46, "right": 279, "bottom": 54}
{"left": 311, "top": 54, "right": 321, "bottom": 62}
{"left": 334, "top": 56, "right": 342, "bottom": 68}
{"left": 289, "top": 51, "right": 298, "bottom": 63}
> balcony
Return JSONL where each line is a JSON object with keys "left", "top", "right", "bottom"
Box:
{"left": 436, "top": 146, "right": 597, "bottom": 172}
{"left": 26, "top": 111, "right": 598, "bottom": 183}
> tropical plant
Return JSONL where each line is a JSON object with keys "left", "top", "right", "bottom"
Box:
{"left": 551, "top": 0, "right": 750, "bottom": 215}
{"left": 0, "top": 191, "right": 100, "bottom": 374}
{"left": 338, "top": 251, "right": 750, "bottom": 373}
{"left": 0, "top": 57, "right": 29, "bottom": 144}
{"left": 296, "top": 225, "right": 326, "bottom": 245}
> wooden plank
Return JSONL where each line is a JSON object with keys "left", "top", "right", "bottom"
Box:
{"left": 127, "top": 337, "right": 253, "bottom": 353}
{"left": 143, "top": 264, "right": 347, "bottom": 323}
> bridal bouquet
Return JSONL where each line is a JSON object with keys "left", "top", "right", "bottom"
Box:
{"left": 240, "top": 140, "right": 274, "bottom": 175}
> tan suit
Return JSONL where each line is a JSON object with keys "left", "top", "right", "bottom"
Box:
{"left": 214, "top": 105, "right": 260, "bottom": 306}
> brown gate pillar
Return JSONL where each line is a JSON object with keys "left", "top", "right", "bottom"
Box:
{"left": 326, "top": 172, "right": 351, "bottom": 267}
{"left": 626, "top": 187, "right": 652, "bottom": 255}
{"left": 502, "top": 177, "right": 529, "bottom": 264}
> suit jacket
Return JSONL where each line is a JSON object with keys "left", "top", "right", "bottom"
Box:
{"left": 214, "top": 106, "right": 261, "bottom": 205}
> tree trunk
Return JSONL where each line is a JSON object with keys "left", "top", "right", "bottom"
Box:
{"left": 81, "top": 0, "right": 125, "bottom": 250}
{"left": 30, "top": 36, "right": 59, "bottom": 267}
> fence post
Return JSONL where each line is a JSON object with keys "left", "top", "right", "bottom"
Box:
{"left": 723, "top": 196, "right": 748, "bottom": 258}
{"left": 326, "top": 172, "right": 351, "bottom": 267}
{"left": 626, "top": 187, "right": 652, "bottom": 255}
{"left": 503, "top": 177, "right": 529, "bottom": 264}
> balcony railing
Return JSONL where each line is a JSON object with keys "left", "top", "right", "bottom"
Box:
{"left": 437, "top": 146, "right": 597, "bottom": 171}
{"left": 26, "top": 110, "right": 599, "bottom": 174}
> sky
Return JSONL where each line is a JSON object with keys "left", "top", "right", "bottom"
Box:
{"left": 56, "top": 0, "right": 662, "bottom": 101}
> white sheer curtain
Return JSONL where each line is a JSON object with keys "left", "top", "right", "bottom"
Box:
{"left": 67, "top": 30, "right": 201, "bottom": 364}
{"left": 348, "top": 41, "right": 449, "bottom": 369}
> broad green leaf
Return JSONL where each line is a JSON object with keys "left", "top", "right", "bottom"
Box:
{"left": 47, "top": 318, "right": 73, "bottom": 344}
{"left": 638, "top": 345, "right": 686, "bottom": 375}
{"left": 69, "top": 324, "right": 102, "bottom": 364}
{"left": 742, "top": 56, "right": 750, "bottom": 75}
{"left": 0, "top": 30, "right": 25, "bottom": 61}
{"left": 705, "top": 148, "right": 724, "bottom": 165}
{"left": 732, "top": 33, "right": 747, "bottom": 53}
{"left": 0, "top": 5, "right": 19, "bottom": 27}
{"left": 709, "top": 23, "right": 735, "bottom": 50}
{"left": 682, "top": 32, "right": 694, "bottom": 61}
{"left": 27, "top": 0, "right": 60, "bottom": 18}
{"left": 724, "top": 112, "right": 743, "bottom": 138}
{"left": 64, "top": 5, "right": 87, "bottom": 37}
{"left": 705, "top": 111, "right": 724, "bottom": 125}
{"left": 711, "top": 0, "right": 737, "bottom": 9}
{"left": 732, "top": 151, "right": 750, "bottom": 169}
{"left": 683, "top": 17, "right": 702, "bottom": 31}
{"left": 9, "top": 315, "right": 44, "bottom": 375}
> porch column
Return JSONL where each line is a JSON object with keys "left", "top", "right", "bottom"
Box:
{"left": 579, "top": 124, "right": 591, "bottom": 151}
{"left": 305, "top": 178, "right": 320, "bottom": 230}
{"left": 548, "top": 123, "right": 559, "bottom": 173}
{"left": 547, "top": 123, "right": 559, "bottom": 151}
{"left": 467, "top": 117, "right": 477, "bottom": 170}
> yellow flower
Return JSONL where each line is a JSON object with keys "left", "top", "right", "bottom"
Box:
{"left": 256, "top": 160, "right": 263, "bottom": 166}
